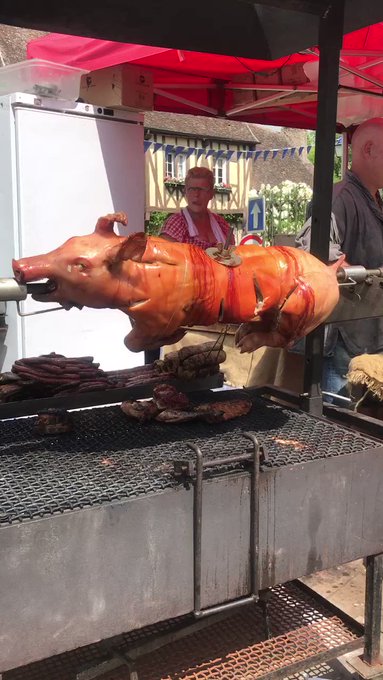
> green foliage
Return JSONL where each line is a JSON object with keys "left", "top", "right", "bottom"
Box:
{"left": 224, "top": 213, "right": 244, "bottom": 228}
{"left": 146, "top": 211, "right": 169, "bottom": 236}
{"left": 250, "top": 181, "right": 312, "bottom": 245}
{"left": 333, "top": 153, "right": 342, "bottom": 182}
{"left": 306, "top": 131, "right": 343, "bottom": 183}
{"left": 146, "top": 211, "right": 244, "bottom": 237}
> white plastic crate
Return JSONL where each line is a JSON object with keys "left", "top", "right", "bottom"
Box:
{"left": 0, "top": 59, "right": 88, "bottom": 100}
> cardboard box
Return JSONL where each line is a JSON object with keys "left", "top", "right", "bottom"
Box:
{"left": 80, "top": 64, "right": 153, "bottom": 111}
{"left": 232, "top": 64, "right": 308, "bottom": 109}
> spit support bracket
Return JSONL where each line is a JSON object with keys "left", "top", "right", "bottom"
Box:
{"left": 328, "top": 267, "right": 383, "bottom": 324}
{"left": 174, "top": 432, "right": 263, "bottom": 619}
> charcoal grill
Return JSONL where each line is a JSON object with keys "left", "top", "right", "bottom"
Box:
{"left": 1, "top": 388, "right": 383, "bottom": 675}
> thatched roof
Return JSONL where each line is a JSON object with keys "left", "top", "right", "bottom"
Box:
{"left": 144, "top": 111, "right": 260, "bottom": 145}
{"left": 0, "top": 25, "right": 47, "bottom": 66}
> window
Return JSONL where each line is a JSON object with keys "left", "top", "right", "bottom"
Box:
{"left": 166, "top": 152, "right": 174, "bottom": 177}
{"left": 214, "top": 157, "right": 227, "bottom": 185}
{"left": 165, "top": 153, "right": 186, "bottom": 180}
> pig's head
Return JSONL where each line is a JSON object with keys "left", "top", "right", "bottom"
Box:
{"left": 12, "top": 212, "right": 220, "bottom": 351}
{"left": 13, "top": 213, "right": 131, "bottom": 310}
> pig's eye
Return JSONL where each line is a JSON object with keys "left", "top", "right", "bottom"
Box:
{"left": 73, "top": 259, "right": 89, "bottom": 272}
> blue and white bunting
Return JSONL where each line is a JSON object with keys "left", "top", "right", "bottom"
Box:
{"left": 144, "top": 141, "right": 314, "bottom": 161}
{"left": 174, "top": 145, "right": 185, "bottom": 156}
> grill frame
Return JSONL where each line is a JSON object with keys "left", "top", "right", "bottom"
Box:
{"left": 1, "top": 389, "right": 383, "bottom": 674}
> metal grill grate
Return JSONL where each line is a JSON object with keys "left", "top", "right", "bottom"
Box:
{"left": 3, "top": 582, "right": 363, "bottom": 680}
{"left": 0, "top": 391, "right": 380, "bottom": 525}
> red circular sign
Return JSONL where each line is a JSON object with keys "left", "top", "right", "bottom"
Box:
{"left": 240, "top": 233, "right": 263, "bottom": 246}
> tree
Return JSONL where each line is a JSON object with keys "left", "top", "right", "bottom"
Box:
{"left": 146, "top": 211, "right": 169, "bottom": 235}
{"left": 307, "top": 130, "right": 342, "bottom": 183}
{"left": 250, "top": 181, "right": 313, "bottom": 244}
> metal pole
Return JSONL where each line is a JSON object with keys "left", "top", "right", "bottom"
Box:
{"left": 363, "top": 554, "right": 383, "bottom": 666}
{"left": 302, "top": 0, "right": 345, "bottom": 416}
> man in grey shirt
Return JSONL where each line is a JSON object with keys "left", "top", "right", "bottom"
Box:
{"left": 296, "top": 117, "right": 383, "bottom": 400}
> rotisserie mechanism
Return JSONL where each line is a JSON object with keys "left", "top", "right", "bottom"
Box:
{"left": 12, "top": 212, "right": 343, "bottom": 353}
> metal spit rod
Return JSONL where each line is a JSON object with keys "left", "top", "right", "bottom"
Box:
{"left": 0, "top": 278, "right": 81, "bottom": 316}
{"left": 0, "top": 278, "right": 58, "bottom": 300}
{"left": 337, "top": 266, "right": 383, "bottom": 284}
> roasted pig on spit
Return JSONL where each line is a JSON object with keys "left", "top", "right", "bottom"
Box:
{"left": 13, "top": 212, "right": 343, "bottom": 354}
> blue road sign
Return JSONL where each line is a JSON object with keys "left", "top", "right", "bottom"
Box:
{"left": 248, "top": 197, "right": 265, "bottom": 232}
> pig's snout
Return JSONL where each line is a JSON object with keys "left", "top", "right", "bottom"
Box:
{"left": 12, "top": 259, "right": 26, "bottom": 283}
{"left": 12, "top": 258, "right": 53, "bottom": 284}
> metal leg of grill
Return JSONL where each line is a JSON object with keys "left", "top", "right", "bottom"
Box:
{"left": 347, "top": 552, "right": 383, "bottom": 680}
{"left": 259, "top": 588, "right": 273, "bottom": 640}
{"left": 364, "top": 554, "right": 383, "bottom": 667}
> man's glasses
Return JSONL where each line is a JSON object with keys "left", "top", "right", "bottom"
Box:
{"left": 186, "top": 186, "right": 211, "bottom": 194}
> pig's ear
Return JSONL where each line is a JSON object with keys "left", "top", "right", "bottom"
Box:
{"left": 116, "top": 233, "right": 148, "bottom": 262}
{"left": 95, "top": 212, "right": 128, "bottom": 234}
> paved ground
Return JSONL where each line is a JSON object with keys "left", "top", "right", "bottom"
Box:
{"left": 302, "top": 560, "right": 366, "bottom": 625}
{"left": 297, "top": 560, "right": 383, "bottom": 680}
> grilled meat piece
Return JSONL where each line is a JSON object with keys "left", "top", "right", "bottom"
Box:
{"left": 195, "top": 399, "right": 252, "bottom": 423}
{"left": 152, "top": 383, "right": 191, "bottom": 410}
{"left": 120, "top": 399, "right": 159, "bottom": 422}
{"left": 35, "top": 409, "right": 73, "bottom": 434}
{"left": 155, "top": 409, "right": 200, "bottom": 423}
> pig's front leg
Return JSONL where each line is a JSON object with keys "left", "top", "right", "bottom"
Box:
{"left": 124, "top": 324, "right": 186, "bottom": 352}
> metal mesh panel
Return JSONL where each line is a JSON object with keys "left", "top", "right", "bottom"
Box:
{"left": 4, "top": 582, "right": 362, "bottom": 680}
{"left": 0, "top": 391, "right": 380, "bottom": 524}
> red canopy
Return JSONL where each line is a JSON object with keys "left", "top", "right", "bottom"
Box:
{"left": 28, "top": 24, "right": 383, "bottom": 130}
